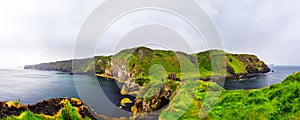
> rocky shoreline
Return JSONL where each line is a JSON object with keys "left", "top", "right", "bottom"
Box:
{"left": 0, "top": 98, "right": 95, "bottom": 119}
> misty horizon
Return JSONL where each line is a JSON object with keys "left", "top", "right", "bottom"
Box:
{"left": 20, "top": 45, "right": 300, "bottom": 68}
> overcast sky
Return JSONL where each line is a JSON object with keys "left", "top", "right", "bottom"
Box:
{"left": 0, "top": 0, "right": 299, "bottom": 68}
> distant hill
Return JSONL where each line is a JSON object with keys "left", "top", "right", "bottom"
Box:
{"left": 25, "top": 46, "right": 270, "bottom": 80}
{"left": 25, "top": 46, "right": 270, "bottom": 95}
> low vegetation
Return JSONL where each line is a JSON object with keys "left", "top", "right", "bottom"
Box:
{"left": 24, "top": 46, "right": 274, "bottom": 119}
{"left": 160, "top": 71, "right": 300, "bottom": 119}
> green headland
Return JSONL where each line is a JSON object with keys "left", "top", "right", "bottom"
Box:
{"left": 22, "top": 47, "right": 300, "bottom": 120}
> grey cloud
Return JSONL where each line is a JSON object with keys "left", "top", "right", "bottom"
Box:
{"left": 0, "top": 0, "right": 299, "bottom": 68}
{"left": 197, "top": 0, "right": 300, "bottom": 65}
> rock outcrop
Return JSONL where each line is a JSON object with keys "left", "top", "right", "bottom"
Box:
{"left": 0, "top": 98, "right": 95, "bottom": 119}
{"left": 134, "top": 82, "right": 179, "bottom": 113}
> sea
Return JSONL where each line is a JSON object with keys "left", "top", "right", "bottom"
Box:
{"left": 223, "top": 66, "right": 300, "bottom": 90}
{"left": 0, "top": 65, "right": 299, "bottom": 117}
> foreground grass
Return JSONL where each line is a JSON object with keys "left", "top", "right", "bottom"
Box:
{"left": 160, "top": 72, "right": 300, "bottom": 120}
{"left": 4, "top": 111, "right": 53, "bottom": 120}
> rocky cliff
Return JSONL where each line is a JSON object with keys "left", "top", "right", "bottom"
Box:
{"left": 24, "top": 47, "right": 270, "bottom": 117}
{"left": 25, "top": 47, "right": 270, "bottom": 95}
{"left": 24, "top": 58, "right": 96, "bottom": 74}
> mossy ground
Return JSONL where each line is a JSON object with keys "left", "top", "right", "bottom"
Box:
{"left": 160, "top": 72, "right": 300, "bottom": 120}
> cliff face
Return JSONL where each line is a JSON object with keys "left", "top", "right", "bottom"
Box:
{"left": 24, "top": 58, "right": 95, "bottom": 74}
{"left": 24, "top": 46, "right": 270, "bottom": 94}
{"left": 133, "top": 81, "right": 179, "bottom": 113}
{"left": 24, "top": 47, "right": 270, "bottom": 116}
{"left": 24, "top": 47, "right": 270, "bottom": 96}
{"left": 24, "top": 60, "right": 73, "bottom": 72}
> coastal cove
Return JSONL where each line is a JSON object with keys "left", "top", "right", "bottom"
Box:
{"left": 0, "top": 65, "right": 300, "bottom": 118}
{"left": 0, "top": 69, "right": 134, "bottom": 118}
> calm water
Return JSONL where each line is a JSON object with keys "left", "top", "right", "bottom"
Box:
{"left": 0, "top": 68, "right": 132, "bottom": 118}
{"left": 0, "top": 66, "right": 299, "bottom": 117}
{"left": 0, "top": 69, "right": 78, "bottom": 104}
{"left": 224, "top": 66, "right": 300, "bottom": 90}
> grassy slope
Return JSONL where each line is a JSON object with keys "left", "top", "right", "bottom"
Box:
{"left": 94, "top": 47, "right": 269, "bottom": 85}
{"left": 160, "top": 72, "right": 300, "bottom": 120}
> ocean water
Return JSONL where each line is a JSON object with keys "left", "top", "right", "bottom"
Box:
{"left": 224, "top": 66, "right": 300, "bottom": 90}
{"left": 0, "top": 68, "right": 132, "bottom": 118}
{"left": 0, "top": 69, "right": 78, "bottom": 104}
{"left": 0, "top": 66, "right": 299, "bottom": 117}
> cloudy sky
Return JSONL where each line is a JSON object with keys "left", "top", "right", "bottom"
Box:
{"left": 0, "top": 0, "right": 299, "bottom": 68}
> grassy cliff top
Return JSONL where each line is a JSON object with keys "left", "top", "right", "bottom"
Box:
{"left": 25, "top": 46, "right": 270, "bottom": 82}
{"left": 160, "top": 71, "right": 300, "bottom": 119}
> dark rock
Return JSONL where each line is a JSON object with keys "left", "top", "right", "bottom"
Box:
{"left": 246, "top": 65, "right": 259, "bottom": 74}
{"left": 226, "top": 65, "right": 235, "bottom": 75}
{"left": 0, "top": 98, "right": 96, "bottom": 119}
{"left": 134, "top": 82, "right": 178, "bottom": 113}
{"left": 261, "top": 63, "right": 271, "bottom": 73}
{"left": 168, "top": 73, "right": 177, "bottom": 80}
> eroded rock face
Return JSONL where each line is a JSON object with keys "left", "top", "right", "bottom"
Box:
{"left": 121, "top": 80, "right": 140, "bottom": 95}
{"left": 261, "top": 63, "right": 271, "bottom": 73}
{"left": 134, "top": 82, "right": 178, "bottom": 113}
{"left": 234, "top": 54, "right": 270, "bottom": 74}
{"left": 226, "top": 65, "right": 236, "bottom": 75}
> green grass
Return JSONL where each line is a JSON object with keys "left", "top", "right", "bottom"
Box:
{"left": 57, "top": 100, "right": 82, "bottom": 120}
{"left": 4, "top": 111, "right": 53, "bottom": 120}
{"left": 227, "top": 55, "right": 247, "bottom": 74}
{"left": 160, "top": 72, "right": 300, "bottom": 120}
{"left": 94, "top": 47, "right": 268, "bottom": 86}
{"left": 27, "top": 47, "right": 269, "bottom": 85}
